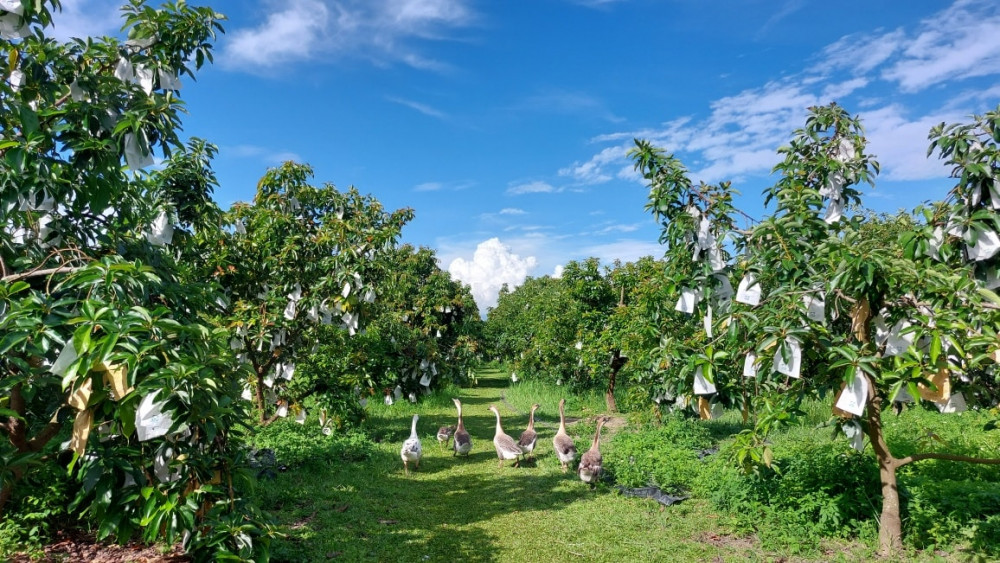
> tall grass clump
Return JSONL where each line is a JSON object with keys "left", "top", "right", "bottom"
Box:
{"left": 603, "top": 413, "right": 714, "bottom": 493}
{"left": 250, "top": 419, "right": 376, "bottom": 468}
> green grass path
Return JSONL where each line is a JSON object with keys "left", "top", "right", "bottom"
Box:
{"left": 255, "top": 369, "right": 824, "bottom": 562}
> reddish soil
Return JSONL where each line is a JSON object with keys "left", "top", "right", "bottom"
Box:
{"left": 9, "top": 528, "right": 189, "bottom": 563}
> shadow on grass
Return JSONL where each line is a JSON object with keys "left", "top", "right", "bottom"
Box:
{"left": 260, "top": 451, "right": 599, "bottom": 562}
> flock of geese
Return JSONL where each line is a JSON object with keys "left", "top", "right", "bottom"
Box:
{"left": 400, "top": 398, "right": 608, "bottom": 487}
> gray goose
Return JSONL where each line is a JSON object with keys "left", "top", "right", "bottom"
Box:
{"left": 436, "top": 425, "right": 454, "bottom": 450}
{"left": 552, "top": 398, "right": 577, "bottom": 473}
{"left": 452, "top": 398, "right": 472, "bottom": 457}
{"left": 578, "top": 416, "right": 607, "bottom": 488}
{"left": 517, "top": 403, "right": 540, "bottom": 462}
{"left": 488, "top": 404, "right": 523, "bottom": 468}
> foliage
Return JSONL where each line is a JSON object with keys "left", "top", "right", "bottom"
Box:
{"left": 204, "top": 161, "right": 414, "bottom": 424}
{"left": 630, "top": 102, "right": 1000, "bottom": 553}
{"left": 604, "top": 414, "right": 713, "bottom": 492}
{"left": 249, "top": 420, "right": 375, "bottom": 468}
{"left": 0, "top": 1, "right": 273, "bottom": 558}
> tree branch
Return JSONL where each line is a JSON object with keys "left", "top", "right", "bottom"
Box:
{"left": 1, "top": 265, "right": 88, "bottom": 283}
{"left": 896, "top": 451, "right": 1000, "bottom": 468}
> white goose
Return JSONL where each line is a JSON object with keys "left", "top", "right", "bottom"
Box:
{"left": 578, "top": 416, "right": 607, "bottom": 488}
{"left": 553, "top": 398, "right": 577, "bottom": 473}
{"left": 517, "top": 403, "right": 540, "bottom": 462}
{"left": 452, "top": 398, "right": 472, "bottom": 457}
{"left": 488, "top": 404, "right": 523, "bottom": 468}
{"left": 400, "top": 414, "right": 422, "bottom": 475}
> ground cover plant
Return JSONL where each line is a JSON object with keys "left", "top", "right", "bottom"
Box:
{"left": 240, "top": 369, "right": 995, "bottom": 562}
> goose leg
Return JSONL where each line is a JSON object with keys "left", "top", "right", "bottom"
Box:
{"left": 404, "top": 461, "right": 409, "bottom": 476}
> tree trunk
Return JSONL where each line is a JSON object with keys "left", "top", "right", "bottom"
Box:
{"left": 606, "top": 350, "right": 627, "bottom": 413}
{"left": 864, "top": 376, "right": 903, "bottom": 555}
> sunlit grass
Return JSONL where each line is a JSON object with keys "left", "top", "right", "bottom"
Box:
{"left": 250, "top": 369, "right": 992, "bottom": 562}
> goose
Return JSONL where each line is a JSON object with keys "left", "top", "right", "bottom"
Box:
{"left": 400, "top": 414, "right": 422, "bottom": 475}
{"left": 488, "top": 404, "right": 523, "bottom": 468}
{"left": 452, "top": 398, "right": 472, "bottom": 457}
{"left": 517, "top": 403, "right": 540, "bottom": 462}
{"left": 553, "top": 398, "right": 577, "bottom": 473}
{"left": 578, "top": 416, "right": 607, "bottom": 488}
{"left": 436, "top": 425, "right": 454, "bottom": 450}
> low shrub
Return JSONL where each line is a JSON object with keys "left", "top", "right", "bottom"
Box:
{"left": 604, "top": 414, "right": 714, "bottom": 493}
{"left": 249, "top": 420, "right": 376, "bottom": 469}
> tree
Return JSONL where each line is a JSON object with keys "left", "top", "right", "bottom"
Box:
{"left": 283, "top": 244, "right": 481, "bottom": 424}
{"left": 630, "top": 103, "right": 1000, "bottom": 554}
{"left": 207, "top": 161, "right": 414, "bottom": 425}
{"left": 1, "top": 1, "right": 271, "bottom": 557}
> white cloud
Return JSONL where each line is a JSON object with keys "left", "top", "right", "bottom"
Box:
{"left": 592, "top": 222, "right": 642, "bottom": 235}
{"left": 448, "top": 238, "right": 538, "bottom": 311}
{"left": 552, "top": 264, "right": 565, "bottom": 278}
{"left": 560, "top": 0, "right": 1000, "bottom": 190}
{"left": 883, "top": 0, "right": 1000, "bottom": 92}
{"left": 499, "top": 208, "right": 526, "bottom": 215}
{"left": 414, "top": 182, "right": 443, "bottom": 192}
{"left": 386, "top": 96, "right": 448, "bottom": 119}
{"left": 818, "top": 29, "right": 906, "bottom": 75}
{"left": 581, "top": 239, "right": 663, "bottom": 266}
{"left": 46, "top": 0, "right": 121, "bottom": 41}
{"left": 507, "top": 181, "right": 559, "bottom": 195}
{"left": 559, "top": 145, "right": 627, "bottom": 185}
{"left": 226, "top": 144, "right": 303, "bottom": 164}
{"left": 222, "top": 0, "right": 475, "bottom": 71}
{"left": 863, "top": 104, "right": 959, "bottom": 181}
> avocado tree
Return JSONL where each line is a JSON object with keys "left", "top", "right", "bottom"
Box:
{"left": 281, "top": 244, "right": 481, "bottom": 426}
{"left": 1, "top": 1, "right": 271, "bottom": 558}
{"left": 207, "top": 161, "right": 414, "bottom": 425}
{"left": 630, "top": 103, "right": 1000, "bottom": 554}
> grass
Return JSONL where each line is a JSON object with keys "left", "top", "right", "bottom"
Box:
{"left": 250, "top": 369, "right": 997, "bottom": 562}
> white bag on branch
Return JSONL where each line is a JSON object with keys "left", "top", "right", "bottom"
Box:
{"left": 834, "top": 374, "right": 869, "bottom": 417}
{"left": 937, "top": 392, "right": 966, "bottom": 413}
{"left": 967, "top": 229, "right": 1000, "bottom": 261}
{"left": 803, "top": 292, "right": 825, "bottom": 323}
{"left": 743, "top": 352, "right": 758, "bottom": 378}
{"left": 713, "top": 274, "right": 733, "bottom": 301}
{"left": 136, "top": 391, "right": 181, "bottom": 442}
{"left": 773, "top": 337, "right": 801, "bottom": 379}
{"left": 675, "top": 287, "right": 699, "bottom": 314}
{"left": 735, "top": 274, "right": 762, "bottom": 306}
{"left": 295, "top": 408, "right": 307, "bottom": 424}
{"left": 51, "top": 340, "right": 79, "bottom": 378}
{"left": 124, "top": 132, "right": 154, "bottom": 170}
{"left": 927, "top": 227, "right": 944, "bottom": 261}
{"left": 419, "top": 372, "right": 431, "bottom": 387}
{"left": 145, "top": 210, "right": 173, "bottom": 246}
{"left": 693, "top": 366, "right": 716, "bottom": 395}
{"left": 883, "top": 320, "right": 913, "bottom": 357}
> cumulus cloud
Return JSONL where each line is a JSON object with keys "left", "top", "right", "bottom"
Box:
{"left": 552, "top": 264, "right": 565, "bottom": 278}
{"left": 221, "top": 0, "right": 475, "bottom": 71}
{"left": 447, "top": 238, "right": 538, "bottom": 312}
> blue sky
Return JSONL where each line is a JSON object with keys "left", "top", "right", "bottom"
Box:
{"left": 56, "top": 0, "right": 1000, "bottom": 311}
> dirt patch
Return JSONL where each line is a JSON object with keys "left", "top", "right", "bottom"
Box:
{"left": 9, "top": 529, "right": 189, "bottom": 563}
{"left": 696, "top": 530, "right": 756, "bottom": 550}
